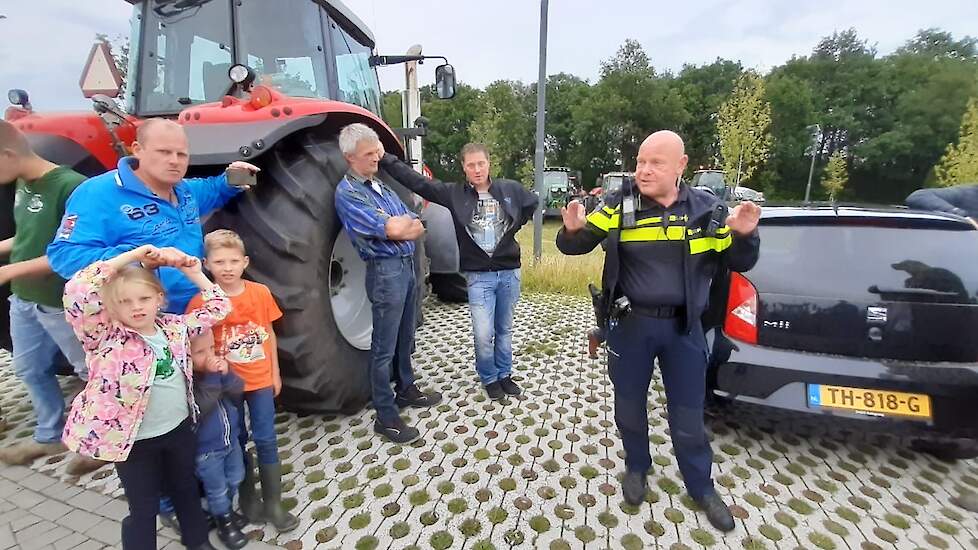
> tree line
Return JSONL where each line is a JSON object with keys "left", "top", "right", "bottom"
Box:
{"left": 385, "top": 28, "right": 978, "bottom": 204}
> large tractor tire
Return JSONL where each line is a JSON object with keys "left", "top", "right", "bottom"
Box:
{"left": 206, "top": 128, "right": 426, "bottom": 413}
{"left": 431, "top": 272, "right": 468, "bottom": 303}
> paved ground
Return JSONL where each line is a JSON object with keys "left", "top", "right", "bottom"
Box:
{"left": 0, "top": 295, "right": 976, "bottom": 549}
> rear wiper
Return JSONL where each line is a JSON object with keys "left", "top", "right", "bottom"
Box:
{"left": 868, "top": 285, "right": 960, "bottom": 298}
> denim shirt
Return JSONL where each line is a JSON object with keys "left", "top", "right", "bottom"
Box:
{"left": 334, "top": 172, "right": 416, "bottom": 260}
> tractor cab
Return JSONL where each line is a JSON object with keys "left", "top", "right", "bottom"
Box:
{"left": 125, "top": 0, "right": 385, "bottom": 117}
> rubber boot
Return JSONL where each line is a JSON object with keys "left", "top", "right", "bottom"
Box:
{"left": 215, "top": 514, "right": 248, "bottom": 549}
{"left": 258, "top": 462, "right": 299, "bottom": 532}
{"left": 238, "top": 451, "right": 264, "bottom": 524}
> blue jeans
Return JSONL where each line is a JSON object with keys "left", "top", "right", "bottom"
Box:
{"left": 365, "top": 256, "right": 417, "bottom": 424}
{"left": 238, "top": 387, "right": 279, "bottom": 465}
{"left": 464, "top": 269, "right": 520, "bottom": 386}
{"left": 606, "top": 314, "right": 715, "bottom": 500}
{"left": 8, "top": 295, "right": 88, "bottom": 444}
{"left": 195, "top": 443, "right": 245, "bottom": 516}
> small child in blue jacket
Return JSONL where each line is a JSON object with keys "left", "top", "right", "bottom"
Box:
{"left": 191, "top": 330, "right": 249, "bottom": 549}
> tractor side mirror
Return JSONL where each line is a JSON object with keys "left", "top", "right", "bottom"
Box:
{"left": 7, "top": 89, "right": 30, "bottom": 109}
{"left": 435, "top": 64, "right": 456, "bottom": 100}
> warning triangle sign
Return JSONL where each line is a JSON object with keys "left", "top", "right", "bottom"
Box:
{"left": 79, "top": 42, "right": 123, "bottom": 98}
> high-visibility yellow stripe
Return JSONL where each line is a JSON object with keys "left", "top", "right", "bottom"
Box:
{"left": 716, "top": 226, "right": 731, "bottom": 236}
{"left": 587, "top": 210, "right": 619, "bottom": 232}
{"left": 689, "top": 235, "right": 732, "bottom": 254}
{"left": 620, "top": 225, "right": 687, "bottom": 242}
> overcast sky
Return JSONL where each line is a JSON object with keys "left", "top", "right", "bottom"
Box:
{"left": 1, "top": 0, "right": 976, "bottom": 112}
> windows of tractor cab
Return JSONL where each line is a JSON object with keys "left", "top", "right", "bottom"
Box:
{"left": 327, "top": 18, "right": 382, "bottom": 116}
{"left": 236, "top": 0, "right": 329, "bottom": 99}
{"left": 136, "top": 0, "right": 234, "bottom": 115}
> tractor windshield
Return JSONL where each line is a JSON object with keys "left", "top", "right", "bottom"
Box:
{"left": 237, "top": 0, "right": 329, "bottom": 100}
{"left": 543, "top": 172, "right": 569, "bottom": 191}
{"left": 136, "top": 0, "right": 235, "bottom": 115}
{"left": 134, "top": 0, "right": 379, "bottom": 116}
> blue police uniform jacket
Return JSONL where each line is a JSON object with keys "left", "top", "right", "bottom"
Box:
{"left": 47, "top": 157, "right": 241, "bottom": 313}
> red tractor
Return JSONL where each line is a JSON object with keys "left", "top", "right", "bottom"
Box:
{"left": 1, "top": 0, "right": 457, "bottom": 413}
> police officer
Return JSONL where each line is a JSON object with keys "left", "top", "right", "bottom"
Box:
{"left": 556, "top": 131, "right": 760, "bottom": 532}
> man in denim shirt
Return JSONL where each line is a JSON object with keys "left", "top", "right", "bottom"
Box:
{"left": 334, "top": 123, "right": 441, "bottom": 444}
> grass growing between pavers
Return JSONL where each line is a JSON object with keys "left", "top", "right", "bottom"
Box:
{"left": 0, "top": 298, "right": 977, "bottom": 548}
{"left": 515, "top": 219, "right": 602, "bottom": 296}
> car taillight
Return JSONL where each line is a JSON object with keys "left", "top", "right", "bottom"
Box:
{"left": 725, "top": 272, "right": 758, "bottom": 344}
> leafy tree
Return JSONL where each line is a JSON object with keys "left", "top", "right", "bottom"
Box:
{"left": 674, "top": 59, "right": 743, "bottom": 171}
{"left": 417, "top": 83, "right": 481, "bottom": 182}
{"left": 717, "top": 71, "right": 772, "bottom": 187}
{"left": 935, "top": 96, "right": 978, "bottom": 184}
{"left": 822, "top": 150, "right": 848, "bottom": 200}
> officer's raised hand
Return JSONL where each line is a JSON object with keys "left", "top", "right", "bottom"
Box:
{"left": 561, "top": 200, "right": 587, "bottom": 233}
{"left": 725, "top": 201, "right": 761, "bottom": 236}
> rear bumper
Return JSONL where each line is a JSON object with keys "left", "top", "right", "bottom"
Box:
{"left": 708, "top": 332, "right": 978, "bottom": 439}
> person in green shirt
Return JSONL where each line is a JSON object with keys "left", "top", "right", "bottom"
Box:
{"left": 0, "top": 120, "right": 105, "bottom": 475}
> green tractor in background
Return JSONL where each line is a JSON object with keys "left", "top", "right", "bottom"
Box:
{"left": 542, "top": 167, "right": 582, "bottom": 217}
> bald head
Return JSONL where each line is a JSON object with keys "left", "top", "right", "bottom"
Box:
{"left": 135, "top": 118, "right": 186, "bottom": 146}
{"left": 634, "top": 130, "right": 689, "bottom": 205}
{"left": 640, "top": 130, "right": 686, "bottom": 158}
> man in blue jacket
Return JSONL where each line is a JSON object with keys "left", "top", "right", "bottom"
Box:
{"left": 47, "top": 118, "right": 259, "bottom": 313}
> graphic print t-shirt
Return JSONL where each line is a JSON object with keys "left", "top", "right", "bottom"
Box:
{"left": 187, "top": 281, "right": 283, "bottom": 391}
{"left": 467, "top": 191, "right": 510, "bottom": 254}
{"left": 135, "top": 326, "right": 189, "bottom": 440}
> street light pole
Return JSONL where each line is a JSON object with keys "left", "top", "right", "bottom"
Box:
{"left": 804, "top": 148, "right": 817, "bottom": 203}
{"left": 532, "top": 0, "right": 549, "bottom": 264}
{"left": 803, "top": 124, "right": 821, "bottom": 203}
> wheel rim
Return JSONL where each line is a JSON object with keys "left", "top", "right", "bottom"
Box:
{"left": 329, "top": 231, "right": 372, "bottom": 350}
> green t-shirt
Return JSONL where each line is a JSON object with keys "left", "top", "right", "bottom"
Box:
{"left": 10, "top": 166, "right": 86, "bottom": 308}
{"left": 136, "top": 327, "right": 190, "bottom": 441}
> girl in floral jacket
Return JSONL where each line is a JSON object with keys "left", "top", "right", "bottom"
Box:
{"left": 62, "top": 245, "right": 230, "bottom": 550}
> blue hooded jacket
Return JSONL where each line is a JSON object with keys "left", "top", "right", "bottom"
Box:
{"left": 47, "top": 157, "right": 241, "bottom": 313}
{"left": 194, "top": 370, "right": 244, "bottom": 456}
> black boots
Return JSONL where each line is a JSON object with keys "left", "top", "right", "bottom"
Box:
{"left": 696, "top": 492, "right": 736, "bottom": 532}
{"left": 622, "top": 470, "right": 647, "bottom": 506}
{"left": 258, "top": 462, "right": 299, "bottom": 532}
{"left": 215, "top": 514, "right": 248, "bottom": 549}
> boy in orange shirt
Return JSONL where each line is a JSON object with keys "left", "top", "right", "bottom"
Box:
{"left": 187, "top": 229, "right": 298, "bottom": 532}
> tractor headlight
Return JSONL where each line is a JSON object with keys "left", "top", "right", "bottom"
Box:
{"left": 228, "top": 64, "right": 255, "bottom": 87}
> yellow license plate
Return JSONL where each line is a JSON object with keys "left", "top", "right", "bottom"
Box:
{"left": 807, "top": 384, "right": 931, "bottom": 420}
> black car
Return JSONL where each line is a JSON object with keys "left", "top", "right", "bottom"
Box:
{"left": 706, "top": 205, "right": 978, "bottom": 456}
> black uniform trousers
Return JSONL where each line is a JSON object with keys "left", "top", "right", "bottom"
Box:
{"left": 607, "top": 313, "right": 716, "bottom": 500}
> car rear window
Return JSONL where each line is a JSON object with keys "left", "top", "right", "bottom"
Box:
{"left": 747, "top": 224, "right": 978, "bottom": 304}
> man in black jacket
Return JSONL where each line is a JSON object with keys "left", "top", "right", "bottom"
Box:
{"left": 380, "top": 144, "right": 538, "bottom": 400}
{"left": 557, "top": 131, "right": 760, "bottom": 532}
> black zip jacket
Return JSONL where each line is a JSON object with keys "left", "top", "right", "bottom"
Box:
{"left": 556, "top": 183, "right": 760, "bottom": 333}
{"left": 380, "top": 154, "right": 539, "bottom": 272}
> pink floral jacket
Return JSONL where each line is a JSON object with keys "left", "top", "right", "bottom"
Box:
{"left": 61, "top": 262, "right": 231, "bottom": 462}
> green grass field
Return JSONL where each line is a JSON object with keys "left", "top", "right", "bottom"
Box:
{"left": 515, "top": 220, "right": 603, "bottom": 296}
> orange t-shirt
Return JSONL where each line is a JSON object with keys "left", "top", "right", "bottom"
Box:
{"left": 187, "top": 281, "right": 283, "bottom": 391}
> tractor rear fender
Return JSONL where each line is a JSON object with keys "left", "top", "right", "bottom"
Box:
{"left": 179, "top": 98, "right": 405, "bottom": 166}
{"left": 5, "top": 111, "right": 137, "bottom": 173}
